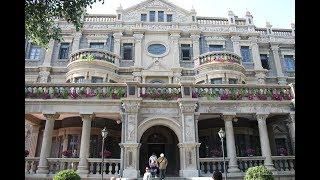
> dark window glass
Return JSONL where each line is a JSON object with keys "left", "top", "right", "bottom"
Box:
{"left": 58, "top": 43, "right": 70, "bottom": 59}
{"left": 240, "top": 46, "right": 251, "bottom": 62}
{"left": 75, "top": 76, "right": 85, "bottom": 83}
{"left": 167, "top": 14, "right": 172, "bottom": 22}
{"left": 117, "top": 14, "right": 121, "bottom": 20}
{"left": 29, "top": 45, "right": 41, "bottom": 60}
{"left": 147, "top": 44, "right": 166, "bottom": 55}
{"left": 123, "top": 43, "right": 133, "bottom": 60}
{"left": 229, "top": 78, "right": 238, "bottom": 84}
{"left": 149, "top": 11, "right": 155, "bottom": 22}
{"left": 209, "top": 45, "right": 223, "bottom": 52}
{"left": 141, "top": 14, "right": 147, "bottom": 22}
{"left": 181, "top": 44, "right": 191, "bottom": 61}
{"left": 211, "top": 78, "right": 222, "bottom": 84}
{"left": 90, "top": 42, "right": 104, "bottom": 49}
{"left": 91, "top": 76, "right": 103, "bottom": 83}
{"left": 158, "top": 11, "right": 164, "bottom": 22}
{"left": 283, "top": 55, "right": 295, "bottom": 70}
{"left": 192, "top": 16, "right": 195, "bottom": 22}
{"left": 260, "top": 54, "right": 270, "bottom": 70}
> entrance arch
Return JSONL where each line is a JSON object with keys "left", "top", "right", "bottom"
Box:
{"left": 139, "top": 125, "right": 180, "bottom": 176}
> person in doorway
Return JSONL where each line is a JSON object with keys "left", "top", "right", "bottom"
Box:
{"left": 143, "top": 167, "right": 152, "bottom": 180}
{"left": 157, "top": 153, "right": 168, "bottom": 180}
{"left": 149, "top": 153, "right": 158, "bottom": 177}
{"left": 212, "top": 171, "right": 222, "bottom": 180}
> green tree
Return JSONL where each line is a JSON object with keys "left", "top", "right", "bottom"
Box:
{"left": 244, "top": 165, "right": 274, "bottom": 180}
{"left": 25, "top": 0, "right": 104, "bottom": 47}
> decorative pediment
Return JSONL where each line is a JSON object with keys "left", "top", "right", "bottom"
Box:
{"left": 122, "top": 0, "right": 192, "bottom": 23}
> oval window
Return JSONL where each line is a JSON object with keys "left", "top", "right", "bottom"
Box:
{"left": 147, "top": 44, "right": 166, "bottom": 55}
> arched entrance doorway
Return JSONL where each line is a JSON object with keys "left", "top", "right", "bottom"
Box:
{"left": 139, "top": 125, "right": 180, "bottom": 176}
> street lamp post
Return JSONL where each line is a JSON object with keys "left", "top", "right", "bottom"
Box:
{"left": 218, "top": 128, "right": 227, "bottom": 180}
{"left": 101, "top": 127, "right": 108, "bottom": 180}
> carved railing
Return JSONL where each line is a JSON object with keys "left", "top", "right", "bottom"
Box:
{"left": 88, "top": 158, "right": 120, "bottom": 176}
{"left": 84, "top": 15, "right": 116, "bottom": 22}
{"left": 255, "top": 28, "right": 267, "bottom": 36}
{"left": 195, "top": 51, "right": 242, "bottom": 67}
{"left": 237, "top": 156, "right": 265, "bottom": 172}
{"left": 272, "top": 156, "right": 295, "bottom": 172}
{"left": 138, "top": 83, "right": 182, "bottom": 100}
{"left": 199, "top": 158, "right": 229, "bottom": 175}
{"left": 273, "top": 30, "right": 292, "bottom": 37}
{"left": 47, "top": 158, "right": 79, "bottom": 174}
{"left": 193, "top": 84, "right": 293, "bottom": 101}
{"left": 25, "top": 157, "right": 40, "bottom": 174}
{"left": 197, "top": 17, "right": 228, "bottom": 25}
{"left": 70, "top": 48, "right": 119, "bottom": 64}
{"left": 235, "top": 20, "right": 246, "bottom": 26}
{"left": 25, "top": 83, "right": 127, "bottom": 99}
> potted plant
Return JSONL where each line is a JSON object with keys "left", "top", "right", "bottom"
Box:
{"left": 100, "top": 150, "right": 112, "bottom": 158}
{"left": 278, "top": 148, "right": 288, "bottom": 156}
{"left": 244, "top": 165, "right": 274, "bottom": 180}
{"left": 62, "top": 150, "right": 72, "bottom": 158}
{"left": 25, "top": 150, "right": 29, "bottom": 157}
{"left": 246, "top": 147, "right": 256, "bottom": 156}
{"left": 210, "top": 148, "right": 222, "bottom": 157}
{"left": 53, "top": 169, "right": 80, "bottom": 180}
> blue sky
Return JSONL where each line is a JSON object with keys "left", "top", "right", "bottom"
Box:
{"left": 87, "top": 0, "right": 294, "bottom": 29}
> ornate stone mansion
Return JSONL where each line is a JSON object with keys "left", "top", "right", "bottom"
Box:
{"left": 25, "top": 0, "right": 295, "bottom": 179}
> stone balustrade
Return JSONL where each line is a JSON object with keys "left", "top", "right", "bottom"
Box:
{"left": 88, "top": 158, "right": 120, "bottom": 176}
{"left": 235, "top": 20, "right": 246, "bottom": 26}
{"left": 193, "top": 84, "right": 293, "bottom": 101}
{"left": 195, "top": 51, "right": 242, "bottom": 67}
{"left": 255, "top": 28, "right": 267, "bottom": 36}
{"left": 273, "top": 30, "right": 292, "bottom": 37}
{"left": 25, "top": 83, "right": 127, "bottom": 99}
{"left": 197, "top": 17, "right": 228, "bottom": 25}
{"left": 25, "top": 157, "right": 40, "bottom": 174}
{"left": 47, "top": 158, "right": 79, "bottom": 174}
{"left": 237, "top": 156, "right": 265, "bottom": 172}
{"left": 70, "top": 48, "right": 119, "bottom": 64}
{"left": 84, "top": 15, "right": 116, "bottom": 22}
{"left": 272, "top": 156, "right": 295, "bottom": 172}
{"left": 139, "top": 83, "right": 182, "bottom": 100}
{"left": 199, "top": 157, "right": 230, "bottom": 175}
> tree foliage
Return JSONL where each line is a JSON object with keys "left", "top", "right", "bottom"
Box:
{"left": 25, "top": 0, "right": 104, "bottom": 47}
{"left": 53, "top": 169, "right": 80, "bottom": 180}
{"left": 244, "top": 166, "right": 274, "bottom": 180}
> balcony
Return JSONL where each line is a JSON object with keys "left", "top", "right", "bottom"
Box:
{"left": 194, "top": 51, "right": 246, "bottom": 84}
{"left": 67, "top": 49, "right": 120, "bottom": 83}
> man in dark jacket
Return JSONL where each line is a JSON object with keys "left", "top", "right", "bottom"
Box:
{"left": 157, "top": 153, "right": 168, "bottom": 180}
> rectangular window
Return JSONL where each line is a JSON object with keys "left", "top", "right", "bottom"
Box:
{"left": 283, "top": 55, "right": 295, "bottom": 71}
{"left": 211, "top": 78, "right": 222, "bottom": 84}
{"left": 240, "top": 46, "right": 251, "bottom": 62}
{"left": 149, "top": 11, "right": 155, "bottom": 22}
{"left": 192, "top": 16, "right": 195, "bottom": 22}
{"left": 260, "top": 54, "right": 270, "bottom": 70}
{"left": 29, "top": 45, "right": 41, "bottom": 60}
{"left": 141, "top": 14, "right": 147, "bottom": 22}
{"left": 91, "top": 76, "right": 103, "bottom": 83}
{"left": 181, "top": 44, "right": 192, "bottom": 61}
{"left": 209, "top": 45, "right": 223, "bottom": 52}
{"left": 58, "top": 43, "right": 70, "bottom": 59}
{"left": 229, "top": 78, "right": 238, "bottom": 84}
{"left": 122, "top": 43, "right": 133, "bottom": 60}
{"left": 167, "top": 14, "right": 172, "bottom": 22}
{"left": 75, "top": 76, "right": 85, "bottom": 83}
{"left": 158, "top": 11, "right": 164, "bottom": 22}
{"left": 90, "top": 42, "right": 104, "bottom": 49}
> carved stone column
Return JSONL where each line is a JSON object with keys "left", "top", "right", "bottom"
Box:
{"left": 231, "top": 36, "right": 241, "bottom": 56}
{"left": 113, "top": 32, "right": 123, "bottom": 66}
{"left": 133, "top": 33, "right": 144, "bottom": 68}
{"left": 256, "top": 114, "right": 275, "bottom": 171}
{"left": 170, "top": 32, "right": 181, "bottom": 68}
{"left": 29, "top": 125, "right": 40, "bottom": 157}
{"left": 77, "top": 114, "right": 95, "bottom": 175}
{"left": 121, "top": 99, "right": 141, "bottom": 178}
{"left": 36, "top": 113, "right": 60, "bottom": 174}
{"left": 71, "top": 32, "right": 82, "bottom": 53}
{"left": 191, "top": 34, "right": 200, "bottom": 58}
{"left": 42, "top": 39, "right": 55, "bottom": 67}
{"left": 178, "top": 99, "right": 200, "bottom": 177}
{"left": 287, "top": 113, "right": 295, "bottom": 154}
{"left": 250, "top": 37, "right": 267, "bottom": 84}
{"left": 38, "top": 66, "right": 51, "bottom": 83}
{"left": 271, "top": 45, "right": 286, "bottom": 85}
{"left": 223, "top": 115, "right": 240, "bottom": 173}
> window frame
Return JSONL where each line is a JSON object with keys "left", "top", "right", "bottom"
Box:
{"left": 166, "top": 14, "right": 172, "bottom": 22}
{"left": 122, "top": 43, "right": 134, "bottom": 60}
{"left": 228, "top": 78, "right": 238, "bottom": 84}
{"left": 180, "top": 44, "right": 192, "bottom": 61}
{"left": 210, "top": 78, "right": 223, "bottom": 84}
{"left": 283, "top": 55, "right": 295, "bottom": 71}
{"left": 240, "top": 46, "right": 252, "bottom": 63}
{"left": 89, "top": 42, "right": 105, "bottom": 49}
{"left": 149, "top": 11, "right": 156, "bottom": 22}
{"left": 209, "top": 45, "right": 224, "bottom": 52}
{"left": 58, "top": 42, "right": 70, "bottom": 59}
{"left": 158, "top": 11, "right": 164, "bottom": 22}
{"left": 141, "top": 14, "right": 147, "bottom": 22}
{"left": 28, "top": 45, "right": 42, "bottom": 60}
{"left": 260, "top": 54, "right": 270, "bottom": 70}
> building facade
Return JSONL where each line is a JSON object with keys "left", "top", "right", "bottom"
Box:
{"left": 25, "top": 0, "right": 295, "bottom": 179}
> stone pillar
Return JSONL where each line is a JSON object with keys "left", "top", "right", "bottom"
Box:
{"left": 223, "top": 115, "right": 240, "bottom": 173}
{"left": 170, "top": 32, "right": 181, "bottom": 68}
{"left": 249, "top": 36, "right": 267, "bottom": 84}
{"left": 62, "top": 134, "right": 69, "bottom": 151}
{"left": 42, "top": 39, "right": 55, "bottom": 67}
{"left": 71, "top": 32, "right": 82, "bottom": 53}
{"left": 113, "top": 32, "right": 123, "bottom": 66}
{"left": 133, "top": 33, "right": 144, "bottom": 68}
{"left": 256, "top": 114, "right": 275, "bottom": 171}
{"left": 121, "top": 99, "right": 141, "bottom": 178}
{"left": 287, "top": 113, "right": 295, "bottom": 154}
{"left": 271, "top": 45, "right": 286, "bottom": 85}
{"left": 29, "top": 125, "right": 40, "bottom": 157}
{"left": 191, "top": 34, "right": 200, "bottom": 58}
{"left": 178, "top": 99, "right": 200, "bottom": 177}
{"left": 77, "top": 114, "right": 94, "bottom": 175}
{"left": 38, "top": 66, "right": 51, "bottom": 83}
{"left": 291, "top": 23, "right": 295, "bottom": 36}
{"left": 231, "top": 36, "right": 241, "bottom": 57}
{"left": 36, "top": 113, "right": 59, "bottom": 174}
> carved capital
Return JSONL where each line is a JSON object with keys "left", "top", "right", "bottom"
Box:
{"left": 133, "top": 33, "right": 144, "bottom": 43}
{"left": 223, "top": 114, "right": 236, "bottom": 121}
{"left": 271, "top": 45, "right": 279, "bottom": 51}
{"left": 249, "top": 36, "right": 258, "bottom": 43}
{"left": 179, "top": 103, "right": 197, "bottom": 114}
{"left": 80, "top": 114, "right": 95, "bottom": 121}
{"left": 122, "top": 100, "right": 141, "bottom": 113}
{"left": 256, "top": 114, "right": 269, "bottom": 122}
{"left": 231, "top": 35, "right": 241, "bottom": 42}
{"left": 113, "top": 32, "right": 123, "bottom": 39}
{"left": 170, "top": 34, "right": 181, "bottom": 41}
{"left": 43, "top": 113, "right": 60, "bottom": 120}
{"left": 190, "top": 34, "right": 200, "bottom": 42}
